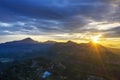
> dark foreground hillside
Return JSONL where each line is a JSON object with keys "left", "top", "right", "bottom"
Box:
{"left": 1, "top": 56, "right": 120, "bottom": 80}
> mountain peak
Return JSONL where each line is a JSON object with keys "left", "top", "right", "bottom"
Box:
{"left": 67, "top": 40, "right": 76, "bottom": 44}
{"left": 20, "top": 37, "right": 38, "bottom": 43}
{"left": 44, "top": 40, "right": 56, "bottom": 44}
{"left": 22, "top": 37, "right": 33, "bottom": 41}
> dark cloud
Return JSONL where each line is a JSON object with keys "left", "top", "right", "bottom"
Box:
{"left": 0, "top": 0, "right": 120, "bottom": 39}
{"left": 0, "top": 0, "right": 114, "bottom": 20}
{"left": 103, "top": 26, "right": 120, "bottom": 38}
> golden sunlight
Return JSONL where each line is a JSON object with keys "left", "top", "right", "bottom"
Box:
{"left": 91, "top": 35, "right": 101, "bottom": 43}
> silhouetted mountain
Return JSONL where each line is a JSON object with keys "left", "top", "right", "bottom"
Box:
{"left": 44, "top": 40, "right": 56, "bottom": 44}
{"left": 66, "top": 40, "right": 76, "bottom": 44}
{"left": 49, "top": 41, "right": 120, "bottom": 64}
{"left": 1, "top": 38, "right": 38, "bottom": 45}
{"left": 0, "top": 38, "right": 120, "bottom": 80}
{"left": 18, "top": 38, "right": 38, "bottom": 43}
{"left": 0, "top": 38, "right": 53, "bottom": 59}
{"left": 0, "top": 38, "right": 119, "bottom": 62}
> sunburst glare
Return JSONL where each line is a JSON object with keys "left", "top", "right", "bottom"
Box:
{"left": 91, "top": 35, "right": 101, "bottom": 43}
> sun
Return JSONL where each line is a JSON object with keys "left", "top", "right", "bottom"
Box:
{"left": 92, "top": 36, "right": 99, "bottom": 43}
{"left": 91, "top": 35, "right": 101, "bottom": 43}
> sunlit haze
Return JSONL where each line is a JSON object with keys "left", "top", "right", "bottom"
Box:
{"left": 91, "top": 35, "right": 101, "bottom": 43}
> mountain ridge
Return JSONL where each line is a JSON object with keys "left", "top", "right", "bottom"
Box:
{"left": 0, "top": 38, "right": 119, "bottom": 61}
{"left": 0, "top": 38, "right": 120, "bottom": 80}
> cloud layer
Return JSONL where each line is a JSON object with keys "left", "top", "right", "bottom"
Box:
{"left": 0, "top": 0, "right": 120, "bottom": 42}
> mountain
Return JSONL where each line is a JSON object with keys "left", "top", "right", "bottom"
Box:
{"left": 0, "top": 38, "right": 53, "bottom": 59}
{"left": 44, "top": 40, "right": 56, "bottom": 44}
{"left": 49, "top": 41, "right": 120, "bottom": 64}
{"left": 0, "top": 38, "right": 39, "bottom": 46}
{"left": 0, "top": 38, "right": 119, "bottom": 62}
{"left": 0, "top": 38, "right": 120, "bottom": 80}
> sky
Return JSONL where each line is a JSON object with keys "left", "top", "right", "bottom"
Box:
{"left": 0, "top": 0, "right": 120, "bottom": 48}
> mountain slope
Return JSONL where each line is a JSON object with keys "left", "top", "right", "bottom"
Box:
{"left": 49, "top": 41, "right": 119, "bottom": 64}
{"left": 0, "top": 38, "right": 119, "bottom": 62}
{"left": 0, "top": 38, "right": 53, "bottom": 59}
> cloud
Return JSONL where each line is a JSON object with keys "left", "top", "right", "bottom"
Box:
{"left": 103, "top": 26, "right": 120, "bottom": 38}
{"left": 0, "top": 0, "right": 120, "bottom": 41}
{"left": 0, "top": 0, "right": 116, "bottom": 20}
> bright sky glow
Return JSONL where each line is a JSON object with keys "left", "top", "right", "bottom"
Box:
{"left": 91, "top": 35, "right": 101, "bottom": 43}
